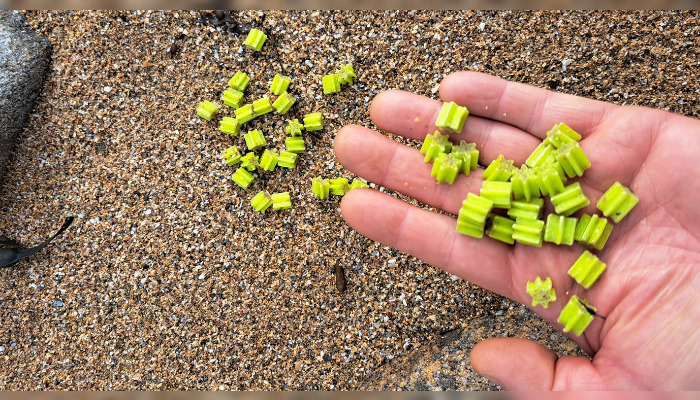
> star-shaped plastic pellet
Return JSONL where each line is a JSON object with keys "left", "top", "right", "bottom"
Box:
{"left": 526, "top": 276, "right": 556, "bottom": 309}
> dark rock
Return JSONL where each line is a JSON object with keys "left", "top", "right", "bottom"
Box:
{"left": 0, "top": 11, "right": 51, "bottom": 179}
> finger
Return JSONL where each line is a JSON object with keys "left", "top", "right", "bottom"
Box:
{"left": 439, "top": 71, "right": 619, "bottom": 139}
{"left": 335, "top": 124, "right": 481, "bottom": 215}
{"left": 471, "top": 337, "right": 604, "bottom": 390}
{"left": 369, "top": 90, "right": 541, "bottom": 165}
{"left": 340, "top": 189, "right": 515, "bottom": 296}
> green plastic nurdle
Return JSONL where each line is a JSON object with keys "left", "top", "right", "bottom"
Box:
{"left": 486, "top": 215, "right": 515, "bottom": 244}
{"left": 240, "top": 152, "right": 259, "bottom": 171}
{"left": 482, "top": 155, "right": 515, "bottom": 182}
{"left": 526, "top": 276, "right": 556, "bottom": 309}
{"left": 510, "top": 166, "right": 540, "bottom": 202}
{"left": 596, "top": 181, "right": 639, "bottom": 223}
{"left": 508, "top": 197, "right": 545, "bottom": 220}
{"left": 431, "top": 153, "right": 462, "bottom": 184}
{"left": 450, "top": 140, "right": 479, "bottom": 175}
{"left": 219, "top": 116, "right": 241, "bottom": 136}
{"left": 244, "top": 28, "right": 267, "bottom": 51}
{"left": 574, "top": 214, "right": 613, "bottom": 250}
{"left": 435, "top": 101, "right": 469, "bottom": 134}
{"left": 221, "top": 87, "right": 244, "bottom": 109}
{"left": 271, "top": 192, "right": 292, "bottom": 210}
{"left": 558, "top": 295, "right": 596, "bottom": 336}
{"left": 420, "top": 131, "right": 453, "bottom": 163}
{"left": 270, "top": 74, "right": 291, "bottom": 95}
{"left": 457, "top": 193, "right": 494, "bottom": 228}
{"left": 228, "top": 71, "right": 250, "bottom": 91}
{"left": 234, "top": 104, "right": 255, "bottom": 124}
{"left": 277, "top": 151, "right": 298, "bottom": 169}
{"left": 536, "top": 164, "right": 566, "bottom": 197}
{"left": 303, "top": 112, "right": 324, "bottom": 131}
{"left": 568, "top": 250, "right": 607, "bottom": 289}
{"left": 512, "top": 217, "right": 545, "bottom": 247}
{"left": 525, "top": 142, "right": 554, "bottom": 168}
{"left": 221, "top": 145, "right": 242, "bottom": 166}
{"left": 544, "top": 214, "right": 578, "bottom": 246}
{"left": 244, "top": 129, "right": 267, "bottom": 151}
{"left": 259, "top": 149, "right": 279, "bottom": 172}
{"left": 550, "top": 182, "right": 590, "bottom": 216}
{"left": 337, "top": 64, "right": 357, "bottom": 85}
{"left": 480, "top": 180, "right": 512, "bottom": 209}
{"left": 456, "top": 218, "right": 486, "bottom": 238}
{"left": 322, "top": 74, "right": 341, "bottom": 95}
{"left": 556, "top": 143, "right": 591, "bottom": 178}
{"left": 196, "top": 101, "right": 219, "bottom": 121}
{"left": 312, "top": 177, "right": 331, "bottom": 199}
{"left": 285, "top": 136, "right": 305, "bottom": 154}
{"left": 272, "top": 92, "right": 296, "bottom": 114}
{"left": 286, "top": 119, "right": 305, "bottom": 137}
{"left": 330, "top": 178, "right": 350, "bottom": 196}
{"left": 232, "top": 167, "right": 255, "bottom": 189}
{"left": 252, "top": 97, "right": 273, "bottom": 116}
{"left": 349, "top": 178, "right": 369, "bottom": 190}
{"left": 251, "top": 191, "right": 273, "bottom": 212}
{"left": 545, "top": 122, "right": 582, "bottom": 148}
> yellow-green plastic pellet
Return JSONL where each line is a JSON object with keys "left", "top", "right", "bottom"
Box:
{"left": 486, "top": 215, "right": 515, "bottom": 244}
{"left": 330, "top": 178, "right": 350, "bottom": 196}
{"left": 251, "top": 191, "right": 273, "bottom": 212}
{"left": 435, "top": 101, "right": 469, "bottom": 134}
{"left": 270, "top": 74, "right": 291, "bottom": 95}
{"left": 556, "top": 143, "right": 591, "bottom": 178}
{"left": 431, "top": 153, "right": 462, "bottom": 184}
{"left": 536, "top": 164, "right": 566, "bottom": 197}
{"left": 285, "top": 119, "right": 305, "bottom": 136}
{"left": 221, "top": 145, "right": 242, "bottom": 166}
{"left": 544, "top": 214, "right": 578, "bottom": 246}
{"left": 525, "top": 142, "right": 554, "bottom": 168}
{"left": 450, "top": 140, "right": 479, "bottom": 175}
{"left": 259, "top": 149, "right": 279, "bottom": 172}
{"left": 337, "top": 64, "right": 357, "bottom": 85}
{"left": 575, "top": 214, "right": 613, "bottom": 250}
{"left": 526, "top": 276, "right": 556, "bottom": 309}
{"left": 550, "top": 182, "right": 590, "bottom": 216}
{"left": 510, "top": 166, "right": 540, "bottom": 202}
{"left": 545, "top": 122, "right": 582, "bottom": 148}
{"left": 228, "top": 71, "right": 250, "bottom": 91}
{"left": 252, "top": 97, "right": 273, "bottom": 116}
{"left": 480, "top": 180, "right": 512, "bottom": 209}
{"left": 568, "top": 250, "right": 607, "bottom": 289}
{"left": 234, "top": 104, "right": 255, "bottom": 124}
{"left": 482, "top": 155, "right": 515, "bottom": 182}
{"left": 244, "top": 129, "right": 267, "bottom": 151}
{"left": 312, "top": 177, "right": 331, "bottom": 199}
{"left": 596, "top": 181, "right": 639, "bottom": 223}
{"left": 303, "top": 112, "right": 324, "bottom": 131}
{"left": 285, "top": 136, "right": 305, "bottom": 154}
{"left": 421, "top": 131, "right": 453, "bottom": 163}
{"left": 322, "top": 74, "right": 341, "bottom": 94}
{"left": 271, "top": 192, "right": 292, "bottom": 210}
{"left": 277, "top": 151, "right": 298, "bottom": 169}
{"left": 232, "top": 167, "right": 254, "bottom": 189}
{"left": 240, "top": 152, "right": 259, "bottom": 171}
{"left": 512, "top": 218, "right": 545, "bottom": 247}
{"left": 221, "top": 87, "right": 245, "bottom": 109}
{"left": 507, "top": 197, "right": 545, "bottom": 220}
{"left": 243, "top": 28, "right": 267, "bottom": 51}
{"left": 458, "top": 193, "right": 494, "bottom": 227}
{"left": 349, "top": 178, "right": 369, "bottom": 190}
{"left": 272, "top": 92, "right": 296, "bottom": 114}
{"left": 219, "top": 116, "right": 241, "bottom": 136}
{"left": 196, "top": 100, "right": 219, "bottom": 121}
{"left": 558, "top": 295, "right": 596, "bottom": 336}
{"left": 456, "top": 218, "right": 486, "bottom": 239}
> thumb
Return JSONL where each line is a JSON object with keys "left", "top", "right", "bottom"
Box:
{"left": 470, "top": 337, "right": 603, "bottom": 390}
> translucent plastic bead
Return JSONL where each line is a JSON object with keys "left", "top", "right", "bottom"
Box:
{"left": 596, "top": 182, "right": 639, "bottom": 223}
{"left": 270, "top": 74, "right": 291, "bottom": 95}
{"left": 550, "top": 182, "right": 590, "bottom": 216}
{"left": 574, "top": 214, "right": 613, "bottom": 250}
{"left": 312, "top": 177, "right": 331, "bottom": 199}
{"left": 420, "top": 131, "right": 453, "bottom": 163}
{"left": 526, "top": 276, "right": 556, "bottom": 309}
{"left": 480, "top": 181, "right": 512, "bottom": 209}
{"left": 219, "top": 116, "right": 241, "bottom": 136}
{"left": 228, "top": 71, "right": 250, "bottom": 91}
{"left": 251, "top": 191, "right": 273, "bottom": 212}
{"left": 243, "top": 28, "right": 267, "bottom": 51}
{"left": 512, "top": 218, "right": 545, "bottom": 247}
{"left": 557, "top": 295, "right": 596, "bottom": 336}
{"left": 431, "top": 153, "right": 462, "bottom": 184}
{"left": 568, "top": 250, "right": 607, "bottom": 289}
{"left": 232, "top": 168, "right": 254, "bottom": 189}
{"left": 435, "top": 101, "right": 469, "bottom": 134}
{"left": 196, "top": 100, "right": 219, "bottom": 121}
{"left": 544, "top": 214, "right": 577, "bottom": 246}
{"left": 486, "top": 215, "right": 515, "bottom": 244}
{"left": 244, "top": 129, "right": 267, "bottom": 151}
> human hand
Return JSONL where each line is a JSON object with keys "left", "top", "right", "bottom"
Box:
{"left": 334, "top": 71, "right": 700, "bottom": 390}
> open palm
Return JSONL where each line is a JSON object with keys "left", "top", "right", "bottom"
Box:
{"left": 334, "top": 71, "right": 700, "bottom": 390}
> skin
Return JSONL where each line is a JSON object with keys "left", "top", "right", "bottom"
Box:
{"left": 334, "top": 71, "right": 700, "bottom": 390}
